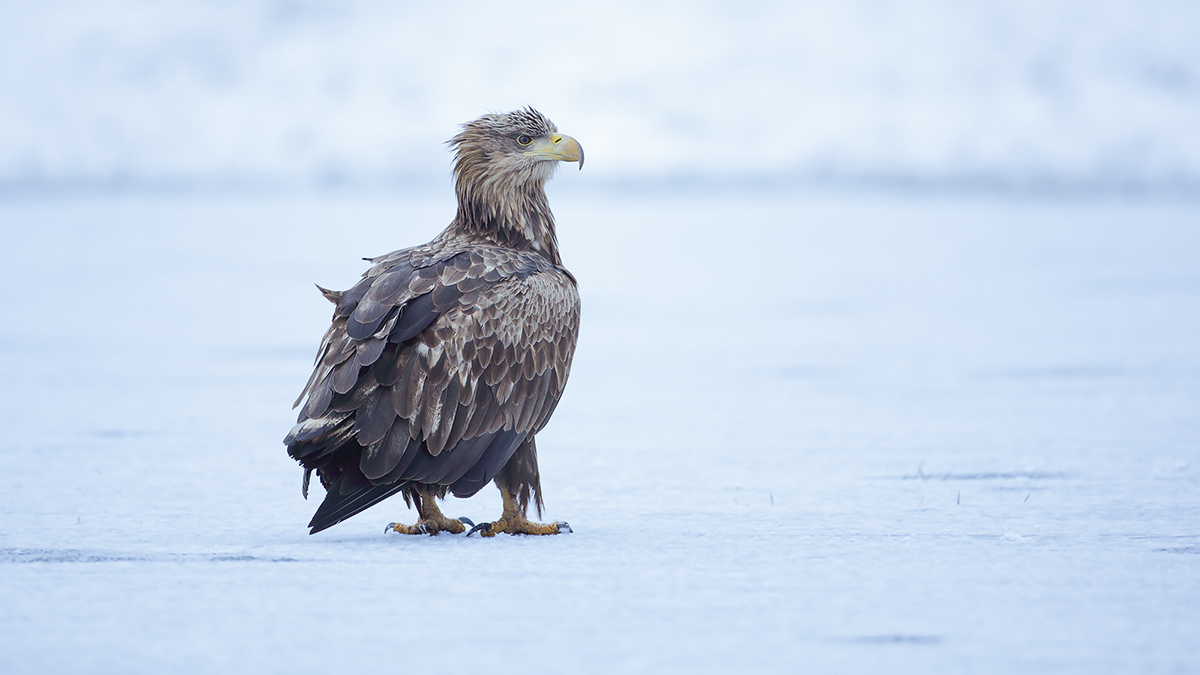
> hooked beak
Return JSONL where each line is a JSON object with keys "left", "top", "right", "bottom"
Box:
{"left": 524, "top": 133, "right": 585, "bottom": 169}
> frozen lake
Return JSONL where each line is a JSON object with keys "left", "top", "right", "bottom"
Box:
{"left": 1, "top": 186, "right": 1198, "bottom": 673}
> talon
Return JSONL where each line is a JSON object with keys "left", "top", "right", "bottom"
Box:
{"left": 385, "top": 522, "right": 398, "bottom": 534}
{"left": 458, "top": 517, "right": 475, "bottom": 528}
{"left": 555, "top": 521, "right": 572, "bottom": 534}
{"left": 466, "top": 522, "right": 492, "bottom": 538}
{"left": 417, "top": 523, "right": 431, "bottom": 535}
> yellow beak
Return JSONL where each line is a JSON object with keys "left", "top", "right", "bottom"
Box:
{"left": 524, "top": 133, "right": 585, "bottom": 169}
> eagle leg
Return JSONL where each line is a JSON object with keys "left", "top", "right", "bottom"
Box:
{"left": 386, "top": 485, "right": 470, "bottom": 536}
{"left": 466, "top": 488, "right": 571, "bottom": 537}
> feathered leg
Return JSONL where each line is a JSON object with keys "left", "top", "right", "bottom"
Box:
{"left": 386, "top": 484, "right": 470, "bottom": 535}
{"left": 467, "top": 437, "right": 571, "bottom": 537}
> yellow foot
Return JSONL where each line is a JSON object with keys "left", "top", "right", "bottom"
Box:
{"left": 386, "top": 515, "right": 472, "bottom": 536}
{"left": 467, "top": 516, "right": 571, "bottom": 537}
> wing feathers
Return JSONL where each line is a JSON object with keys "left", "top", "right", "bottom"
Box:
{"left": 449, "top": 429, "right": 527, "bottom": 498}
{"left": 353, "top": 386, "right": 395, "bottom": 447}
{"left": 389, "top": 293, "right": 438, "bottom": 344}
{"left": 371, "top": 345, "right": 409, "bottom": 387}
{"left": 357, "top": 337, "right": 386, "bottom": 367}
{"left": 331, "top": 355, "right": 361, "bottom": 395}
{"left": 360, "top": 419, "right": 413, "bottom": 480}
{"left": 302, "top": 373, "right": 334, "bottom": 418}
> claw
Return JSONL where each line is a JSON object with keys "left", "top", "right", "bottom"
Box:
{"left": 417, "top": 523, "right": 431, "bottom": 535}
{"left": 555, "top": 521, "right": 573, "bottom": 534}
{"left": 457, "top": 517, "right": 475, "bottom": 528}
{"left": 466, "top": 522, "right": 492, "bottom": 538}
{"left": 385, "top": 522, "right": 398, "bottom": 534}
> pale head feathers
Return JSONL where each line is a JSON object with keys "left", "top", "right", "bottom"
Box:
{"left": 446, "top": 108, "right": 566, "bottom": 265}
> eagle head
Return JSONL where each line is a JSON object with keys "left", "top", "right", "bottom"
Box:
{"left": 450, "top": 108, "right": 584, "bottom": 198}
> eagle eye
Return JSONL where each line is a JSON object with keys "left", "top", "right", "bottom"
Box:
{"left": 517, "top": 134, "right": 533, "bottom": 146}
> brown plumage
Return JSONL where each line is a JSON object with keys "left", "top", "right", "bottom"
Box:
{"left": 285, "top": 108, "right": 583, "bottom": 536}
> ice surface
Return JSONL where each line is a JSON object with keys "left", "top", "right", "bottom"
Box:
{"left": 1, "top": 1, "right": 1199, "bottom": 190}
{"left": 1, "top": 185, "right": 1198, "bottom": 673}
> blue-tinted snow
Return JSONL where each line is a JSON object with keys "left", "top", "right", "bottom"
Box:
{"left": 0, "top": 186, "right": 1197, "bottom": 673}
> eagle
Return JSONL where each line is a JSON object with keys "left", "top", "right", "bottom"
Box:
{"left": 284, "top": 108, "right": 583, "bottom": 537}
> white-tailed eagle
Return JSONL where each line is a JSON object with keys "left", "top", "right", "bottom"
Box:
{"left": 284, "top": 108, "right": 583, "bottom": 537}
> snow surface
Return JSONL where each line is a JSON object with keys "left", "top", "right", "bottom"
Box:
{"left": 2, "top": 0, "right": 1200, "bottom": 190}
{"left": 1, "top": 184, "right": 1198, "bottom": 673}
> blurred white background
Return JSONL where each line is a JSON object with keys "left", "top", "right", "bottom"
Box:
{"left": 1, "top": 0, "right": 1198, "bottom": 192}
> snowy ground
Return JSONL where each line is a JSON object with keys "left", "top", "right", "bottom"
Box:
{"left": 1, "top": 185, "right": 1199, "bottom": 673}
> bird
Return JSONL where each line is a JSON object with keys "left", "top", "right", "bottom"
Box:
{"left": 284, "top": 108, "right": 583, "bottom": 537}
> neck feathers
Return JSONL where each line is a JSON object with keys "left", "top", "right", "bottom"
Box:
{"left": 448, "top": 161, "right": 562, "bottom": 266}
